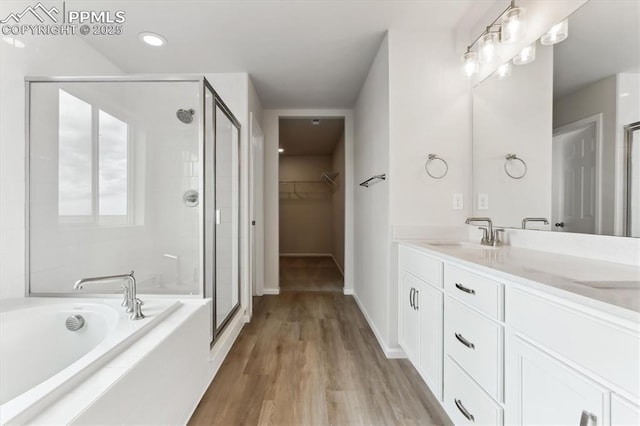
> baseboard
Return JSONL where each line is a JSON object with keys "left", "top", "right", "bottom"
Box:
{"left": 351, "top": 291, "right": 406, "bottom": 360}
{"left": 343, "top": 288, "right": 354, "bottom": 295}
{"left": 262, "top": 288, "right": 280, "bottom": 295}
{"left": 279, "top": 253, "right": 332, "bottom": 257}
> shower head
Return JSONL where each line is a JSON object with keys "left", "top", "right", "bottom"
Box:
{"left": 176, "top": 108, "right": 195, "bottom": 124}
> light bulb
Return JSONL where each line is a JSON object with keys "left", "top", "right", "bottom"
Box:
{"left": 513, "top": 42, "right": 536, "bottom": 65}
{"left": 494, "top": 62, "right": 512, "bottom": 80}
{"left": 462, "top": 51, "right": 479, "bottom": 78}
{"left": 541, "top": 19, "right": 569, "bottom": 45}
{"left": 479, "top": 32, "right": 500, "bottom": 64}
{"left": 500, "top": 6, "right": 526, "bottom": 44}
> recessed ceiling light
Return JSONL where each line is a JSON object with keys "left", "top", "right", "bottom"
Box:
{"left": 278, "top": 148, "right": 284, "bottom": 153}
{"left": 138, "top": 32, "right": 167, "bottom": 47}
{"left": 312, "top": 119, "right": 321, "bottom": 125}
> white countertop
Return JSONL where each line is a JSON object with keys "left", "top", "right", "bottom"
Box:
{"left": 395, "top": 239, "right": 640, "bottom": 324}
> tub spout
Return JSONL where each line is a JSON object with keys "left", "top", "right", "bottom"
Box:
{"left": 73, "top": 271, "right": 144, "bottom": 320}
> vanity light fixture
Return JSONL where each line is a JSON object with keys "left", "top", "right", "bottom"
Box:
{"left": 494, "top": 62, "right": 512, "bottom": 80}
{"left": 138, "top": 32, "right": 167, "bottom": 47}
{"left": 461, "top": 1, "right": 525, "bottom": 78}
{"left": 513, "top": 42, "right": 536, "bottom": 65}
{"left": 540, "top": 19, "right": 569, "bottom": 45}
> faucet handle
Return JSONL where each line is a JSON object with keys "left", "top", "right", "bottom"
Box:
{"left": 130, "top": 298, "right": 145, "bottom": 321}
{"left": 493, "top": 229, "right": 505, "bottom": 246}
{"left": 478, "top": 226, "right": 489, "bottom": 243}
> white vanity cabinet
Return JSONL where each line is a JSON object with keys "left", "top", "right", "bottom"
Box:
{"left": 398, "top": 245, "right": 444, "bottom": 400}
{"left": 395, "top": 241, "right": 640, "bottom": 426}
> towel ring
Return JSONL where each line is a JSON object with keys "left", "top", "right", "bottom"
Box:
{"left": 425, "top": 154, "right": 448, "bottom": 179}
{"left": 504, "top": 154, "right": 527, "bottom": 179}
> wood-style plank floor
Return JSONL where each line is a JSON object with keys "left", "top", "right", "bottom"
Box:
{"left": 279, "top": 256, "right": 344, "bottom": 293}
{"left": 189, "top": 294, "right": 450, "bottom": 425}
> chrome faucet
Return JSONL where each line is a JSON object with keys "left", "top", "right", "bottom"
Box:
{"left": 522, "top": 217, "right": 549, "bottom": 229}
{"left": 74, "top": 271, "right": 145, "bottom": 320}
{"left": 465, "top": 217, "right": 494, "bottom": 246}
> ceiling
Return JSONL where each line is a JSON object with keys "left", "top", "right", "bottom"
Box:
{"left": 554, "top": 0, "right": 640, "bottom": 99}
{"left": 67, "top": 0, "right": 476, "bottom": 108}
{"left": 279, "top": 118, "right": 344, "bottom": 156}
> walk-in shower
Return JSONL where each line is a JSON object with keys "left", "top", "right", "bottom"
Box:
{"left": 26, "top": 76, "right": 241, "bottom": 342}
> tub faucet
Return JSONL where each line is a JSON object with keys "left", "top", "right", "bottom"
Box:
{"left": 465, "top": 217, "right": 494, "bottom": 246}
{"left": 522, "top": 217, "right": 549, "bottom": 229}
{"left": 74, "top": 271, "right": 144, "bottom": 320}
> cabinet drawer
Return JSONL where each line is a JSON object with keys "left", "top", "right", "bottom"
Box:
{"left": 444, "top": 264, "right": 503, "bottom": 320}
{"left": 507, "top": 287, "right": 640, "bottom": 399}
{"left": 445, "top": 296, "right": 503, "bottom": 401}
{"left": 444, "top": 357, "right": 502, "bottom": 425}
{"left": 399, "top": 245, "right": 443, "bottom": 287}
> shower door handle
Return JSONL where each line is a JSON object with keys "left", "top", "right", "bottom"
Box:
{"left": 216, "top": 209, "right": 221, "bottom": 225}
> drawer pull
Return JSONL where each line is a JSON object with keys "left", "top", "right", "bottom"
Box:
{"left": 455, "top": 282, "right": 476, "bottom": 295}
{"left": 455, "top": 332, "right": 475, "bottom": 349}
{"left": 454, "top": 398, "right": 475, "bottom": 422}
{"left": 410, "top": 287, "right": 415, "bottom": 308}
{"left": 579, "top": 410, "right": 597, "bottom": 426}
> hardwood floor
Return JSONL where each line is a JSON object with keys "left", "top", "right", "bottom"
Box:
{"left": 279, "top": 256, "right": 344, "bottom": 293}
{"left": 189, "top": 294, "right": 450, "bottom": 425}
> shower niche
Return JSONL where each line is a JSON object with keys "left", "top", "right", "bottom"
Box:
{"left": 26, "top": 76, "right": 241, "bottom": 343}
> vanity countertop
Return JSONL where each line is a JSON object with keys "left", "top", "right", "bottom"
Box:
{"left": 395, "top": 239, "right": 640, "bottom": 324}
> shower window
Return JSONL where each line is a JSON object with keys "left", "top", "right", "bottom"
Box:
{"left": 58, "top": 89, "right": 131, "bottom": 225}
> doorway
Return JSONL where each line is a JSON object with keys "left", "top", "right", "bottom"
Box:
{"left": 278, "top": 118, "right": 345, "bottom": 293}
{"left": 551, "top": 114, "right": 602, "bottom": 234}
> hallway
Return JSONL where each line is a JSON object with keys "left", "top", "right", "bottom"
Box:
{"left": 279, "top": 256, "right": 344, "bottom": 293}
{"left": 189, "top": 293, "right": 448, "bottom": 425}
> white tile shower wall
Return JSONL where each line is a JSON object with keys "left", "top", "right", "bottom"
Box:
{"left": 27, "top": 82, "right": 201, "bottom": 295}
{"left": 0, "top": 28, "right": 123, "bottom": 299}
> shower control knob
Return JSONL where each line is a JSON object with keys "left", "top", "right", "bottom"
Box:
{"left": 555, "top": 222, "right": 565, "bottom": 228}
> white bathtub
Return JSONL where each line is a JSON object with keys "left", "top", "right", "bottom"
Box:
{"left": 0, "top": 298, "right": 180, "bottom": 424}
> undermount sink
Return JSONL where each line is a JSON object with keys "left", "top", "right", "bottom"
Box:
{"left": 424, "top": 241, "right": 501, "bottom": 250}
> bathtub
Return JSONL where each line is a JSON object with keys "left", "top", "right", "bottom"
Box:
{"left": 0, "top": 297, "right": 181, "bottom": 424}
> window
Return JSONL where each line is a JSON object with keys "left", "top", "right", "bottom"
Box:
{"left": 58, "top": 89, "right": 130, "bottom": 225}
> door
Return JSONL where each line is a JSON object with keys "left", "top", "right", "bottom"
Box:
{"left": 249, "top": 113, "right": 265, "bottom": 298}
{"left": 506, "top": 335, "right": 608, "bottom": 425}
{"left": 399, "top": 271, "right": 420, "bottom": 366}
{"left": 552, "top": 119, "right": 600, "bottom": 234}
{"left": 624, "top": 122, "right": 640, "bottom": 237}
{"left": 417, "top": 279, "right": 443, "bottom": 400}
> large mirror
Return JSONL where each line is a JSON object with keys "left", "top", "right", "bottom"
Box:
{"left": 472, "top": 0, "right": 640, "bottom": 237}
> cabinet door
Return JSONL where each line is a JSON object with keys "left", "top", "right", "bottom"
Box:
{"left": 506, "top": 334, "right": 608, "bottom": 426}
{"left": 417, "top": 279, "right": 443, "bottom": 400}
{"left": 399, "top": 271, "right": 420, "bottom": 365}
{"left": 612, "top": 394, "right": 640, "bottom": 426}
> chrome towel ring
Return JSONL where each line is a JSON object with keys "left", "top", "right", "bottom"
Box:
{"left": 425, "top": 154, "right": 448, "bottom": 179}
{"left": 504, "top": 154, "right": 527, "bottom": 179}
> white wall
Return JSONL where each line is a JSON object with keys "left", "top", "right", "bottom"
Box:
{"left": 554, "top": 75, "right": 617, "bottom": 235}
{"left": 279, "top": 155, "right": 334, "bottom": 255}
{"left": 262, "top": 108, "right": 354, "bottom": 294}
{"left": 473, "top": 42, "right": 553, "bottom": 229}
{"left": 332, "top": 132, "right": 346, "bottom": 273}
{"left": 352, "top": 34, "right": 393, "bottom": 354}
{"left": 0, "top": 33, "right": 123, "bottom": 300}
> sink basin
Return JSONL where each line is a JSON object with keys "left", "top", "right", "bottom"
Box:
{"left": 423, "top": 241, "right": 500, "bottom": 250}
{"left": 574, "top": 280, "right": 640, "bottom": 290}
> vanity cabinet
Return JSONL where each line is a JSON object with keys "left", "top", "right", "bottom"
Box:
{"left": 398, "top": 246, "right": 443, "bottom": 400}
{"left": 396, "top": 242, "right": 640, "bottom": 426}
